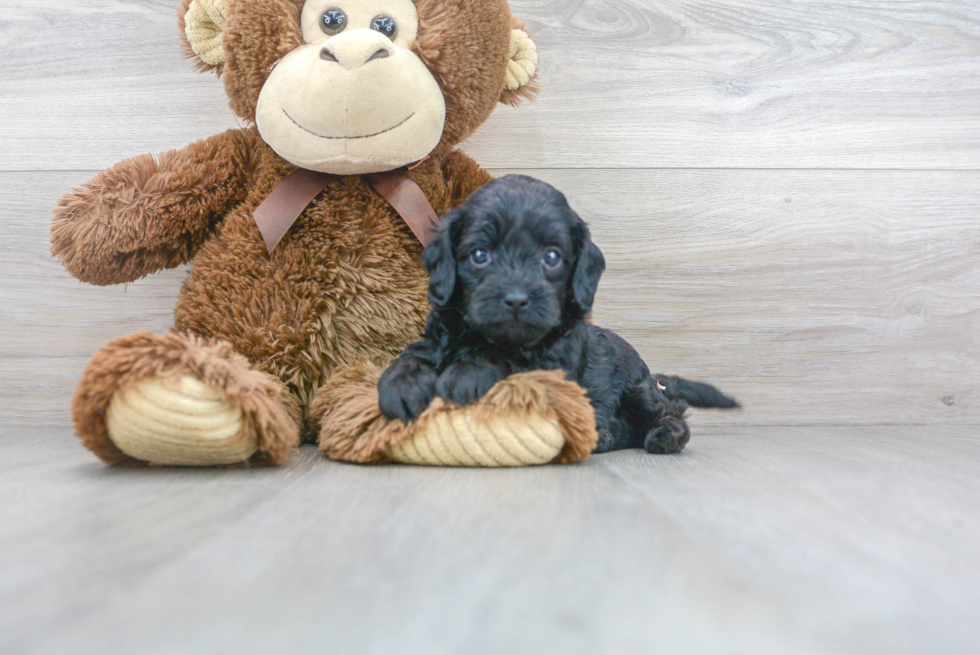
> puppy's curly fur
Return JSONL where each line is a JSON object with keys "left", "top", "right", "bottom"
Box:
{"left": 379, "top": 175, "right": 738, "bottom": 453}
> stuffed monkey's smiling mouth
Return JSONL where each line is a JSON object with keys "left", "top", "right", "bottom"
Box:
{"left": 282, "top": 109, "right": 415, "bottom": 140}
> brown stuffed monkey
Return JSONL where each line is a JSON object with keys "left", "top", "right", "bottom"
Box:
{"left": 51, "top": 0, "right": 597, "bottom": 467}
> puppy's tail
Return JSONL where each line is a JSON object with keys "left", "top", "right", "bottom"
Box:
{"left": 655, "top": 375, "right": 740, "bottom": 409}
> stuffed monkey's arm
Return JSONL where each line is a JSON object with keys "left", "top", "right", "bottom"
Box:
{"left": 441, "top": 149, "right": 495, "bottom": 210}
{"left": 51, "top": 128, "right": 257, "bottom": 286}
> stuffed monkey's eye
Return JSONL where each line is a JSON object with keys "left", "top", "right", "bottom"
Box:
{"left": 543, "top": 249, "right": 563, "bottom": 269}
{"left": 370, "top": 16, "right": 397, "bottom": 39}
{"left": 320, "top": 8, "right": 347, "bottom": 35}
{"left": 470, "top": 249, "right": 492, "bottom": 269}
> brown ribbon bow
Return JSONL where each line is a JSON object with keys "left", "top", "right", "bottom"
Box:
{"left": 252, "top": 168, "right": 440, "bottom": 253}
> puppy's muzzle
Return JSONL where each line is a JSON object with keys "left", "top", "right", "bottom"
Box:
{"left": 503, "top": 291, "right": 530, "bottom": 315}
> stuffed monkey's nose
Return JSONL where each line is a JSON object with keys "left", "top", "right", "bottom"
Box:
{"left": 319, "top": 31, "right": 394, "bottom": 70}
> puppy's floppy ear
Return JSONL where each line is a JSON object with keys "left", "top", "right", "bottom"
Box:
{"left": 423, "top": 209, "right": 462, "bottom": 307}
{"left": 571, "top": 218, "right": 606, "bottom": 314}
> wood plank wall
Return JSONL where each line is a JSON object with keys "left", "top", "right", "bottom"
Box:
{"left": 1, "top": 0, "right": 978, "bottom": 428}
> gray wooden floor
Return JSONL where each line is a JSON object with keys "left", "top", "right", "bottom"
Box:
{"left": 2, "top": 425, "right": 978, "bottom": 655}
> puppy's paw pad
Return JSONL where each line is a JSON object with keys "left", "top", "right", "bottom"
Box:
{"left": 436, "top": 364, "right": 501, "bottom": 408}
{"left": 378, "top": 363, "right": 438, "bottom": 422}
{"left": 643, "top": 419, "right": 690, "bottom": 454}
{"left": 439, "top": 381, "right": 492, "bottom": 408}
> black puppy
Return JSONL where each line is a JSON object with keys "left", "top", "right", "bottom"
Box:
{"left": 379, "top": 175, "right": 738, "bottom": 453}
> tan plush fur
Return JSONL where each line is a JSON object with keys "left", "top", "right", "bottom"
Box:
{"left": 173, "top": 140, "right": 494, "bottom": 431}
{"left": 53, "top": 0, "right": 558, "bottom": 466}
{"left": 311, "top": 365, "right": 598, "bottom": 465}
{"left": 51, "top": 128, "right": 258, "bottom": 286}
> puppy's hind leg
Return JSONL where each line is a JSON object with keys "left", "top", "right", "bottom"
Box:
{"left": 644, "top": 415, "right": 691, "bottom": 454}
{"left": 624, "top": 377, "right": 692, "bottom": 454}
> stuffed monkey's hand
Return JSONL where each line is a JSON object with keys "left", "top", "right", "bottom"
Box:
{"left": 51, "top": 129, "right": 250, "bottom": 286}
{"left": 51, "top": 176, "right": 142, "bottom": 286}
{"left": 436, "top": 361, "right": 502, "bottom": 409}
{"left": 378, "top": 356, "right": 439, "bottom": 423}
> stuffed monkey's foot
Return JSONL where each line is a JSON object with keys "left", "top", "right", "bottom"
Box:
{"left": 106, "top": 375, "right": 251, "bottom": 466}
{"left": 312, "top": 363, "right": 598, "bottom": 467}
{"left": 73, "top": 332, "right": 299, "bottom": 466}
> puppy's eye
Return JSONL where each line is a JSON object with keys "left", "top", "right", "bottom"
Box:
{"left": 470, "top": 248, "right": 492, "bottom": 269}
{"left": 320, "top": 8, "right": 347, "bottom": 35}
{"left": 543, "top": 249, "right": 563, "bottom": 269}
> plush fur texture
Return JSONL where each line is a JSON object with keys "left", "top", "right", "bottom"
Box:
{"left": 51, "top": 128, "right": 257, "bottom": 286}
{"left": 73, "top": 331, "right": 300, "bottom": 466}
{"left": 53, "top": 0, "right": 540, "bottom": 464}
{"left": 311, "top": 364, "right": 597, "bottom": 464}
{"left": 379, "top": 176, "right": 739, "bottom": 453}
{"left": 57, "top": 128, "right": 493, "bottom": 440}
{"left": 172, "top": 140, "right": 493, "bottom": 429}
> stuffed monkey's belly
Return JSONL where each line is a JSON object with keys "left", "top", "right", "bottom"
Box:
{"left": 174, "top": 201, "right": 430, "bottom": 409}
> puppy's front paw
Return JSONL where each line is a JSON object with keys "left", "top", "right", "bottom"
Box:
{"left": 436, "top": 361, "right": 502, "bottom": 408}
{"left": 378, "top": 358, "right": 438, "bottom": 423}
{"left": 644, "top": 416, "right": 691, "bottom": 454}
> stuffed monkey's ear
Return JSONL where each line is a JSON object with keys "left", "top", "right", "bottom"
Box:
{"left": 570, "top": 218, "right": 606, "bottom": 315}
{"left": 423, "top": 210, "right": 463, "bottom": 307}
{"left": 178, "top": 0, "right": 228, "bottom": 73}
{"left": 500, "top": 17, "right": 540, "bottom": 106}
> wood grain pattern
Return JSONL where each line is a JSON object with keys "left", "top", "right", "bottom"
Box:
{"left": 2, "top": 169, "right": 977, "bottom": 427}
{"left": 493, "top": 0, "right": 980, "bottom": 168}
{"left": 1, "top": 426, "right": 977, "bottom": 654}
{"left": 574, "top": 168, "right": 980, "bottom": 426}
{"left": 1, "top": 1, "right": 979, "bottom": 171}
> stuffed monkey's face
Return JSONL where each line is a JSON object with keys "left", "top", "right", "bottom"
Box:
{"left": 255, "top": 0, "right": 446, "bottom": 175}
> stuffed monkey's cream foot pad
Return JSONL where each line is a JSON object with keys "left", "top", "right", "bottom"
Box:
{"left": 313, "top": 366, "right": 599, "bottom": 467}
{"left": 384, "top": 411, "right": 566, "bottom": 466}
{"left": 106, "top": 375, "right": 254, "bottom": 466}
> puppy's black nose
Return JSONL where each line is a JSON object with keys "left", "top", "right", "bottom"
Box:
{"left": 504, "top": 291, "right": 530, "bottom": 312}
